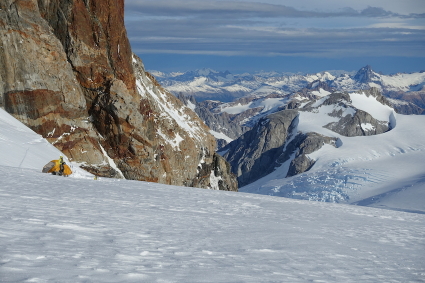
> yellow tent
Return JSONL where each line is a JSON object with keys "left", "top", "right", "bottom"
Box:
{"left": 42, "top": 156, "right": 72, "bottom": 176}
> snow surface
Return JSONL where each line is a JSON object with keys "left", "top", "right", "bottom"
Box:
{"left": 311, "top": 88, "right": 331, "bottom": 97}
{"left": 1, "top": 102, "right": 425, "bottom": 282}
{"left": 1, "top": 166, "right": 425, "bottom": 282}
{"left": 220, "top": 97, "right": 288, "bottom": 115}
{"left": 209, "top": 129, "right": 233, "bottom": 143}
{"left": 220, "top": 102, "right": 251, "bottom": 115}
{"left": 186, "top": 100, "right": 196, "bottom": 111}
{"left": 349, "top": 92, "right": 393, "bottom": 122}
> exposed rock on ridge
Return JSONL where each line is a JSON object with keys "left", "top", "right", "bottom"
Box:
{"left": 0, "top": 0, "right": 237, "bottom": 191}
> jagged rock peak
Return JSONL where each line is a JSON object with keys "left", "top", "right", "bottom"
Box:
{"left": 354, "top": 65, "right": 379, "bottom": 83}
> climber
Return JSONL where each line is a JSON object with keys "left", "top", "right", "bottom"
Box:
{"left": 42, "top": 156, "right": 72, "bottom": 177}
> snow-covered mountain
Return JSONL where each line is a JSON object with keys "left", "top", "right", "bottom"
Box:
{"left": 152, "top": 68, "right": 333, "bottom": 102}
{"left": 176, "top": 85, "right": 425, "bottom": 214}
{"left": 175, "top": 67, "right": 424, "bottom": 149}
{"left": 1, "top": 106, "right": 424, "bottom": 282}
{"left": 221, "top": 89, "right": 425, "bottom": 213}
{"left": 152, "top": 66, "right": 425, "bottom": 109}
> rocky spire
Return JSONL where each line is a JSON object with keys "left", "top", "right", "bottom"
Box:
{"left": 354, "top": 65, "right": 378, "bottom": 83}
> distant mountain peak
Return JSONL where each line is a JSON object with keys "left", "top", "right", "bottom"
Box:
{"left": 196, "top": 68, "right": 219, "bottom": 76}
{"left": 354, "top": 65, "right": 379, "bottom": 83}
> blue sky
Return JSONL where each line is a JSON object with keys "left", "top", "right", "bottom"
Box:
{"left": 125, "top": 0, "right": 425, "bottom": 74}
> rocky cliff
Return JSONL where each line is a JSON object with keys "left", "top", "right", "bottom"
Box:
{"left": 223, "top": 110, "right": 338, "bottom": 187}
{"left": 0, "top": 0, "right": 237, "bottom": 191}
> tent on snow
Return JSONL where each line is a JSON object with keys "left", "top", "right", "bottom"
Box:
{"left": 42, "top": 156, "right": 72, "bottom": 176}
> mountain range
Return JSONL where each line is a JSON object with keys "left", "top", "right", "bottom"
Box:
{"left": 152, "top": 65, "right": 425, "bottom": 107}
{"left": 224, "top": 89, "right": 425, "bottom": 213}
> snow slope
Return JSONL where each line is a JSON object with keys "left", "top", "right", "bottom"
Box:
{"left": 0, "top": 108, "right": 92, "bottom": 178}
{"left": 1, "top": 100, "right": 425, "bottom": 282}
{"left": 220, "top": 97, "right": 289, "bottom": 116}
{"left": 1, "top": 166, "right": 425, "bottom": 282}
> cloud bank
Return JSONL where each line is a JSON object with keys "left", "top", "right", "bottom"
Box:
{"left": 125, "top": 0, "right": 425, "bottom": 69}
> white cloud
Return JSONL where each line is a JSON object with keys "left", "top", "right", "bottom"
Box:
{"left": 368, "top": 22, "right": 425, "bottom": 30}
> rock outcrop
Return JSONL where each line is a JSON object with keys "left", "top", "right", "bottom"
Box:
{"left": 0, "top": 0, "right": 110, "bottom": 174}
{"left": 299, "top": 89, "right": 393, "bottom": 137}
{"left": 324, "top": 109, "right": 389, "bottom": 137}
{"left": 386, "top": 91, "right": 425, "bottom": 114}
{"left": 315, "top": 91, "right": 390, "bottom": 137}
{"left": 285, "top": 133, "right": 338, "bottom": 177}
{"left": 223, "top": 110, "right": 298, "bottom": 186}
{"left": 0, "top": 0, "right": 237, "bottom": 191}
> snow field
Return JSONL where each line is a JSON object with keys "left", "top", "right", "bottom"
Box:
{"left": 219, "top": 97, "right": 290, "bottom": 120}
{"left": 349, "top": 92, "right": 394, "bottom": 122}
{"left": 1, "top": 166, "right": 424, "bottom": 282}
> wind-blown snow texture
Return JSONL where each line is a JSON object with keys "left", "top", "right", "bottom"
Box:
{"left": 1, "top": 99, "right": 425, "bottom": 282}
{"left": 1, "top": 166, "right": 425, "bottom": 282}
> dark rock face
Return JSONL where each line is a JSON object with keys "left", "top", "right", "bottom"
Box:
{"left": 306, "top": 80, "right": 334, "bottom": 93}
{"left": 286, "top": 133, "right": 338, "bottom": 177}
{"left": 389, "top": 100, "right": 424, "bottom": 115}
{"left": 386, "top": 91, "right": 425, "bottom": 114}
{"left": 222, "top": 109, "right": 339, "bottom": 187}
{"left": 0, "top": 0, "right": 237, "bottom": 191}
{"left": 354, "top": 65, "right": 378, "bottom": 83}
{"left": 324, "top": 109, "right": 389, "bottom": 137}
{"left": 223, "top": 110, "right": 299, "bottom": 186}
